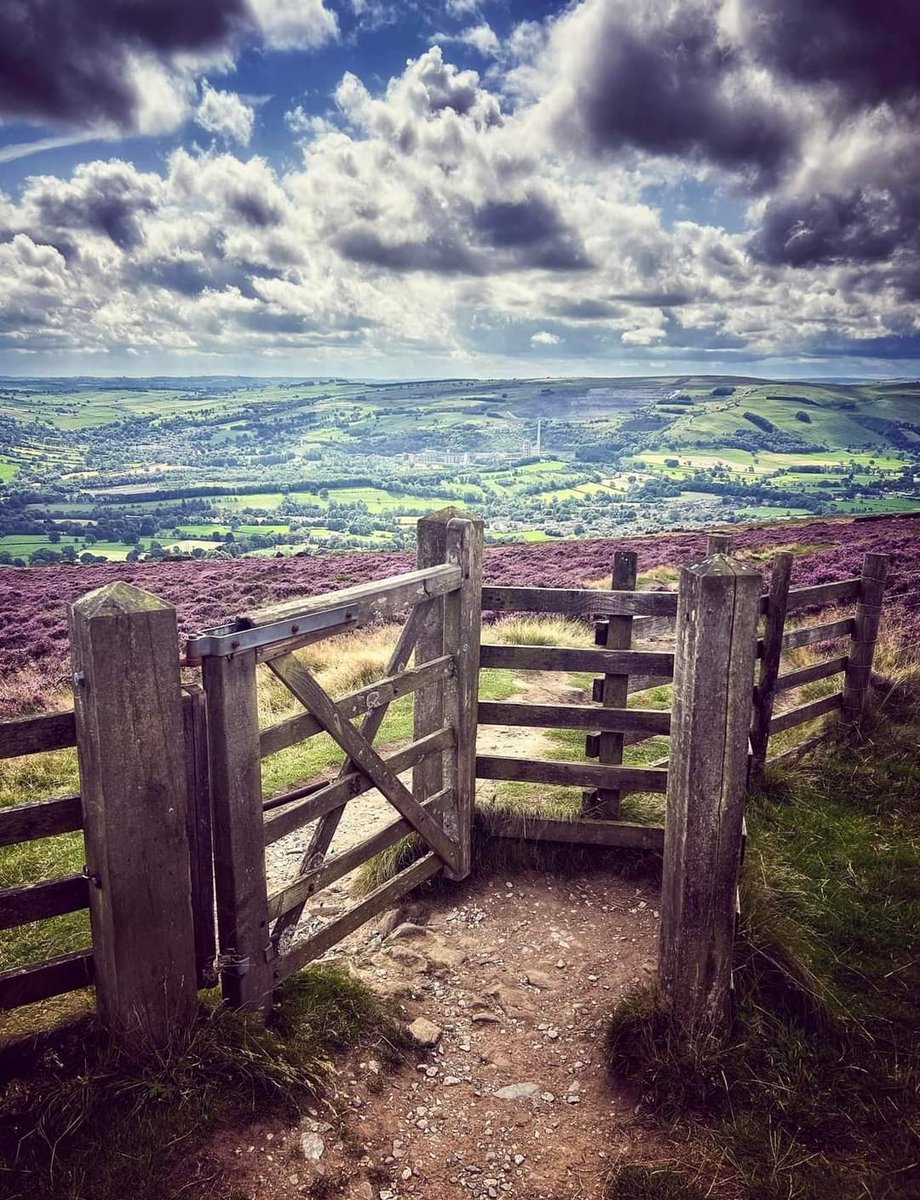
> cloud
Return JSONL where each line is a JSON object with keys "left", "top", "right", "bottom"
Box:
{"left": 0, "top": 12, "right": 918, "bottom": 373}
{"left": 0, "top": 0, "right": 336, "bottom": 135}
{"left": 194, "top": 83, "right": 255, "bottom": 144}
{"left": 523, "top": 1, "right": 795, "bottom": 187}
{"left": 433, "top": 23, "right": 501, "bottom": 58}
{"left": 733, "top": 0, "right": 920, "bottom": 110}
{"left": 248, "top": 0, "right": 338, "bottom": 51}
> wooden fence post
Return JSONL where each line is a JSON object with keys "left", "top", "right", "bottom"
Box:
{"left": 707, "top": 533, "right": 733, "bottom": 556}
{"left": 750, "top": 552, "right": 793, "bottom": 782}
{"left": 658, "top": 550, "right": 762, "bottom": 1038}
{"left": 842, "top": 552, "right": 889, "bottom": 724}
{"left": 202, "top": 649, "right": 274, "bottom": 1013}
{"left": 69, "top": 582, "right": 198, "bottom": 1049}
{"left": 182, "top": 685, "right": 217, "bottom": 988}
{"left": 584, "top": 549, "right": 637, "bottom": 818}
{"left": 444, "top": 515, "right": 484, "bottom": 879}
{"left": 414, "top": 512, "right": 450, "bottom": 807}
{"left": 415, "top": 508, "right": 483, "bottom": 866}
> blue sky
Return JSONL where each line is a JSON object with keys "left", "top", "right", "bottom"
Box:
{"left": 0, "top": 1, "right": 917, "bottom": 378}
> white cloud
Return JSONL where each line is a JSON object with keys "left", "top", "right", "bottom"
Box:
{"left": 248, "top": 0, "right": 338, "bottom": 51}
{"left": 194, "top": 82, "right": 255, "bottom": 144}
{"left": 531, "top": 331, "right": 561, "bottom": 345}
{"left": 433, "top": 22, "right": 501, "bottom": 58}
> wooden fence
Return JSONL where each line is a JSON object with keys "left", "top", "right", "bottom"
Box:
{"left": 0, "top": 512, "right": 890, "bottom": 1045}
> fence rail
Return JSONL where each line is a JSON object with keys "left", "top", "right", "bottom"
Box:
{"left": 482, "top": 584, "right": 678, "bottom": 617}
{"left": 0, "top": 514, "right": 891, "bottom": 1048}
{"left": 0, "top": 709, "right": 76, "bottom": 759}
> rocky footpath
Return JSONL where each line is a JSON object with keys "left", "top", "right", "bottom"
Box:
{"left": 195, "top": 869, "right": 678, "bottom": 1200}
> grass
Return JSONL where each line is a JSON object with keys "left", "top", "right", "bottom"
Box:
{"left": 0, "top": 963, "right": 414, "bottom": 1200}
{"left": 354, "top": 798, "right": 663, "bottom": 895}
{"left": 605, "top": 663, "right": 920, "bottom": 1200}
{"left": 604, "top": 1165, "right": 708, "bottom": 1199}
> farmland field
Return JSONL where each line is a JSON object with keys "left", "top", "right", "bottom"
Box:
{"left": 0, "top": 374, "right": 916, "bottom": 565}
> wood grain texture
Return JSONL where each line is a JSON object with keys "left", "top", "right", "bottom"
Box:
{"left": 769, "top": 691, "right": 842, "bottom": 734}
{"left": 478, "top": 701, "right": 670, "bottom": 734}
{"left": 0, "top": 948, "right": 93, "bottom": 1010}
{"left": 273, "top": 853, "right": 441, "bottom": 984}
{"left": 585, "top": 550, "right": 637, "bottom": 818}
{"left": 775, "top": 655, "right": 848, "bottom": 694}
{"left": 480, "top": 809, "right": 665, "bottom": 851}
{"left": 480, "top": 644, "right": 674, "bottom": 675}
{"left": 267, "top": 788, "right": 451, "bottom": 922}
{"left": 782, "top": 578, "right": 861, "bottom": 614}
{"left": 475, "top": 754, "right": 668, "bottom": 793}
{"left": 481, "top": 585, "right": 677, "bottom": 618}
{"left": 842, "top": 553, "right": 889, "bottom": 724}
{"left": 270, "top": 599, "right": 437, "bottom": 946}
{"left": 0, "top": 873, "right": 88, "bottom": 931}
{"left": 202, "top": 648, "right": 274, "bottom": 1013}
{"left": 181, "top": 686, "right": 217, "bottom": 989}
{"left": 69, "top": 581, "right": 198, "bottom": 1047}
{"left": 259, "top": 654, "right": 451, "bottom": 758}
{"left": 0, "top": 709, "right": 76, "bottom": 759}
{"left": 658, "top": 554, "right": 762, "bottom": 1039}
{"left": 776, "top": 618, "right": 855, "bottom": 653}
{"left": 750, "top": 552, "right": 793, "bottom": 780}
{"left": 239, "top": 564, "right": 460, "bottom": 629}
{"left": 262, "top": 728, "right": 454, "bottom": 845}
{"left": 269, "top": 653, "right": 461, "bottom": 873}
{"left": 0, "top": 793, "right": 82, "bottom": 847}
{"left": 443, "top": 516, "right": 484, "bottom": 879}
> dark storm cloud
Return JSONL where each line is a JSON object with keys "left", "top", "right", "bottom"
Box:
{"left": 336, "top": 194, "right": 590, "bottom": 277}
{"left": 0, "top": 0, "right": 250, "bottom": 127}
{"left": 471, "top": 197, "right": 592, "bottom": 271}
{"left": 30, "top": 166, "right": 159, "bottom": 250}
{"left": 559, "top": 2, "right": 794, "bottom": 185}
{"left": 335, "top": 228, "right": 481, "bottom": 275}
{"left": 751, "top": 189, "right": 920, "bottom": 270}
{"left": 741, "top": 0, "right": 920, "bottom": 110}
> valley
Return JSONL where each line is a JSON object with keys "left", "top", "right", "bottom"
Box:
{"left": 0, "top": 374, "right": 918, "bottom": 565}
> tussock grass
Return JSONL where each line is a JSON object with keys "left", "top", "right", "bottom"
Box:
{"left": 606, "top": 662, "right": 920, "bottom": 1200}
{"left": 0, "top": 964, "right": 413, "bottom": 1200}
{"left": 353, "top": 801, "right": 662, "bottom": 895}
{"left": 487, "top": 614, "right": 592, "bottom": 647}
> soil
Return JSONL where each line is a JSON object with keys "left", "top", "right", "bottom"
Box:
{"left": 184, "top": 871, "right": 673, "bottom": 1200}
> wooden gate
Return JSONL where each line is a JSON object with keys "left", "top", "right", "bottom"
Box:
{"left": 188, "top": 512, "right": 482, "bottom": 1012}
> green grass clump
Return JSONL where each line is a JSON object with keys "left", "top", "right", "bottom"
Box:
{"left": 353, "top": 802, "right": 662, "bottom": 894}
{"left": 0, "top": 964, "right": 412, "bottom": 1200}
{"left": 605, "top": 669, "right": 920, "bottom": 1200}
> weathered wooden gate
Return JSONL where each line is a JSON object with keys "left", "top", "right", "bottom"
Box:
{"left": 188, "top": 512, "right": 482, "bottom": 1013}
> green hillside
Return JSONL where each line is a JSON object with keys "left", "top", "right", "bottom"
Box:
{"left": 0, "top": 375, "right": 917, "bottom": 564}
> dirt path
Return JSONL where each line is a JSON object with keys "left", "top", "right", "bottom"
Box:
{"left": 193, "top": 871, "right": 669, "bottom": 1200}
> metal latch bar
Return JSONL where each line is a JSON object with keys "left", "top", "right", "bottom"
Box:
{"left": 187, "top": 603, "right": 357, "bottom": 660}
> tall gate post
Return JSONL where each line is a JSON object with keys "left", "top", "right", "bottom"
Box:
{"left": 750, "top": 552, "right": 793, "bottom": 783}
{"left": 69, "top": 582, "right": 198, "bottom": 1050}
{"left": 842, "top": 552, "right": 889, "bottom": 725}
{"left": 658, "top": 549, "right": 762, "bottom": 1038}
{"left": 415, "top": 508, "right": 483, "bottom": 880}
{"left": 202, "top": 648, "right": 274, "bottom": 1014}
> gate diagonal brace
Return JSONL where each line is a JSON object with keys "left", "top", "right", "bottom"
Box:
{"left": 268, "top": 652, "right": 462, "bottom": 875}
{"left": 271, "top": 597, "right": 436, "bottom": 946}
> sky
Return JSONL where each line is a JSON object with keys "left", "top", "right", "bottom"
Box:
{"left": 0, "top": 0, "right": 918, "bottom": 380}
